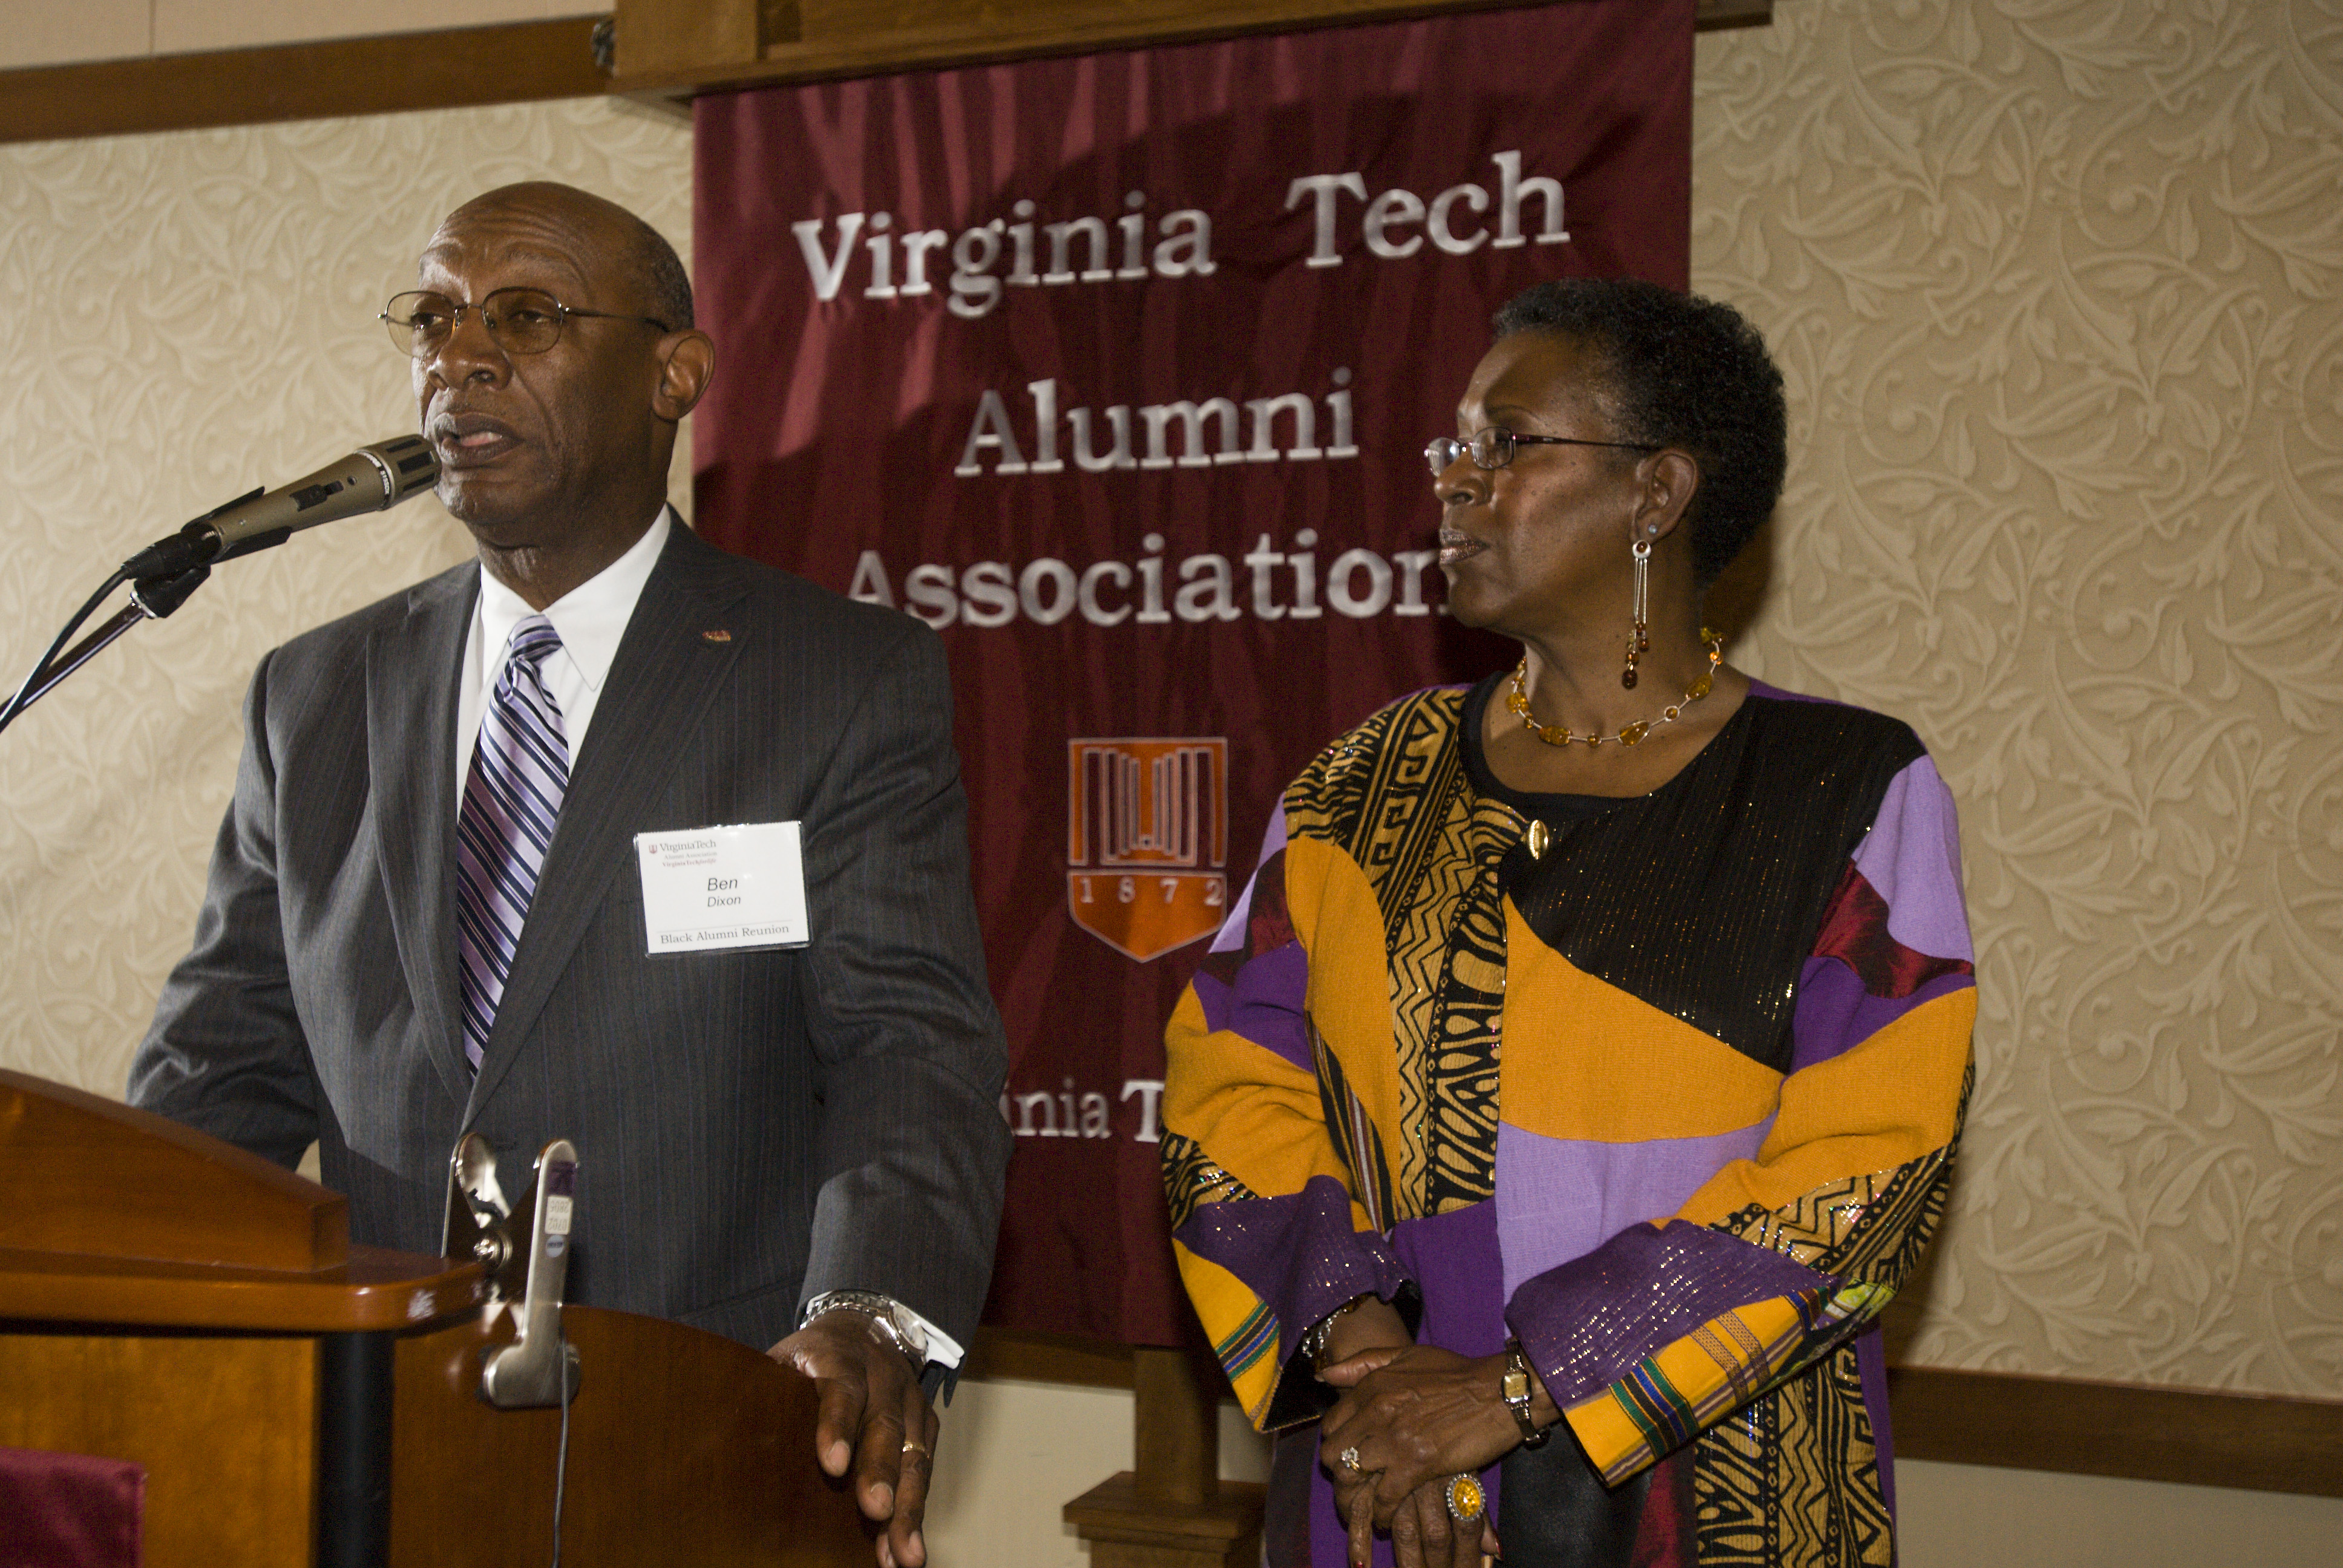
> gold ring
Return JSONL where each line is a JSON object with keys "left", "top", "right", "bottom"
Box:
{"left": 1444, "top": 1473, "right": 1486, "bottom": 1524}
{"left": 1337, "top": 1445, "right": 1362, "bottom": 1473}
{"left": 901, "top": 1439, "right": 929, "bottom": 1457}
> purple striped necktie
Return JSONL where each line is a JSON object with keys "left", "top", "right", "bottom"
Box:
{"left": 456, "top": 613, "right": 571, "bottom": 1073}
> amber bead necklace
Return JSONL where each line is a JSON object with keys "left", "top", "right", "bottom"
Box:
{"left": 1505, "top": 630, "right": 1724, "bottom": 749}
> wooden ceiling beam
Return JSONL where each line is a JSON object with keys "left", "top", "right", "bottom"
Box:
{"left": 611, "top": 0, "right": 1771, "bottom": 102}
{"left": 0, "top": 18, "right": 608, "bottom": 146}
{"left": 0, "top": 4, "right": 1769, "bottom": 145}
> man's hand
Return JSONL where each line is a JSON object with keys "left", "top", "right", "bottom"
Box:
{"left": 771, "top": 1310, "right": 938, "bottom": 1568}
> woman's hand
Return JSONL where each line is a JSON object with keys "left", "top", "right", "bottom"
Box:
{"left": 1316, "top": 1296, "right": 1414, "bottom": 1371}
{"left": 1319, "top": 1345, "right": 1521, "bottom": 1553}
{"left": 1374, "top": 1472, "right": 1501, "bottom": 1568}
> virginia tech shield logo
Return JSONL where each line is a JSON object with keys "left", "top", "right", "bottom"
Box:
{"left": 1066, "top": 737, "right": 1230, "bottom": 962}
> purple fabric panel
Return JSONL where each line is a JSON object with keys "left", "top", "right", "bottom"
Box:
{"left": 1506, "top": 1221, "right": 1834, "bottom": 1405}
{"left": 1193, "top": 939, "right": 1314, "bottom": 1070}
{"left": 1494, "top": 1120, "right": 1770, "bottom": 1299}
{"left": 1174, "top": 1174, "right": 1412, "bottom": 1347}
{"left": 1389, "top": 1198, "right": 1510, "bottom": 1357}
{"left": 1856, "top": 1327, "right": 1896, "bottom": 1522}
{"left": 1848, "top": 757, "right": 1972, "bottom": 962}
{"left": 1791, "top": 959, "right": 1976, "bottom": 1073}
{"left": 0, "top": 1446, "right": 143, "bottom": 1568}
{"left": 1210, "top": 808, "right": 1291, "bottom": 954}
{"left": 1190, "top": 968, "right": 1237, "bottom": 1034}
{"left": 1306, "top": 1457, "right": 1356, "bottom": 1568}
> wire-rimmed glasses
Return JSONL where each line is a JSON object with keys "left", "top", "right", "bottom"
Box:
{"left": 381, "top": 287, "right": 671, "bottom": 359}
{"left": 1424, "top": 427, "right": 1662, "bottom": 475}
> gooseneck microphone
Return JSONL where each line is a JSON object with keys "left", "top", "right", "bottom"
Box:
{"left": 1, "top": 434, "right": 445, "bottom": 736}
{"left": 120, "top": 434, "right": 441, "bottom": 578}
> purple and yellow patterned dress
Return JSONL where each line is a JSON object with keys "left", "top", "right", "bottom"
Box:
{"left": 1161, "top": 676, "right": 1975, "bottom": 1568}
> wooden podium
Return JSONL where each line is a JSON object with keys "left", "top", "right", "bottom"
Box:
{"left": 0, "top": 1070, "right": 872, "bottom": 1567}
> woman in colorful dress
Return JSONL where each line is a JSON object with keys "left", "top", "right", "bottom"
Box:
{"left": 1160, "top": 278, "right": 1974, "bottom": 1568}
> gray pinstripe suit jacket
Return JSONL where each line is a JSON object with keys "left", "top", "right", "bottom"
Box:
{"left": 129, "top": 520, "right": 1011, "bottom": 1353}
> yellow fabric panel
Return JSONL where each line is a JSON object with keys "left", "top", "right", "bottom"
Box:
{"left": 1501, "top": 904, "right": 1785, "bottom": 1142}
{"left": 1560, "top": 1293, "right": 1810, "bottom": 1482}
{"left": 1162, "top": 988, "right": 1354, "bottom": 1206}
{"left": 1562, "top": 1387, "right": 1651, "bottom": 1482}
{"left": 1279, "top": 835, "right": 1405, "bottom": 1147}
{"left": 1674, "top": 988, "right": 1976, "bottom": 1227}
{"left": 1172, "top": 1240, "right": 1282, "bottom": 1426}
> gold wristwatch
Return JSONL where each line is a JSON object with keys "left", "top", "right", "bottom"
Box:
{"left": 1502, "top": 1338, "right": 1550, "bottom": 1448}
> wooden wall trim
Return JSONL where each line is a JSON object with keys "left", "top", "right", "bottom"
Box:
{"left": 0, "top": 2, "right": 1766, "bottom": 145}
{"left": 0, "top": 18, "right": 609, "bottom": 146}
{"left": 1886, "top": 1366, "right": 2343, "bottom": 1500}
{"left": 966, "top": 1330, "right": 2343, "bottom": 1500}
{"left": 609, "top": 0, "right": 1771, "bottom": 103}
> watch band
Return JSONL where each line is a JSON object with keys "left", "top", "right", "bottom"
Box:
{"left": 1501, "top": 1338, "right": 1551, "bottom": 1448}
{"left": 802, "top": 1290, "right": 929, "bottom": 1366}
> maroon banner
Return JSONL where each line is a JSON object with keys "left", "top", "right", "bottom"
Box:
{"left": 693, "top": 0, "right": 1692, "bottom": 1344}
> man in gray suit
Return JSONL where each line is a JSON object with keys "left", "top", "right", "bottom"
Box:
{"left": 129, "top": 181, "right": 1009, "bottom": 1568}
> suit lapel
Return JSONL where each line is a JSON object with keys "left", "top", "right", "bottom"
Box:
{"left": 367, "top": 564, "right": 479, "bottom": 1112}
{"left": 464, "top": 525, "right": 753, "bottom": 1121}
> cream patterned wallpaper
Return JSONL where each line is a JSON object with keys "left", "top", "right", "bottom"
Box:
{"left": 1697, "top": 0, "right": 2343, "bottom": 1398}
{"left": 0, "top": 1, "right": 2337, "bottom": 1403}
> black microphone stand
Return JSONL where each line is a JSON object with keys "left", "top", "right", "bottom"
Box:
{"left": 9, "top": 567, "right": 213, "bottom": 720}
{"left": 0, "top": 485, "right": 261, "bottom": 737}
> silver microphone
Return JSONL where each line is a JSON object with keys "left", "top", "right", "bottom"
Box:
{"left": 122, "top": 434, "right": 441, "bottom": 578}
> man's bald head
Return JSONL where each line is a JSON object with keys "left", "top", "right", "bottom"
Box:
{"left": 433, "top": 181, "right": 692, "bottom": 330}
{"left": 410, "top": 180, "right": 713, "bottom": 609}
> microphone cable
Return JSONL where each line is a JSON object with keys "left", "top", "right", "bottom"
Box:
{"left": 551, "top": 1306, "right": 573, "bottom": 1568}
{"left": 0, "top": 436, "right": 436, "bottom": 738}
{"left": 0, "top": 477, "right": 266, "bottom": 737}
{"left": 0, "top": 568, "right": 128, "bottom": 736}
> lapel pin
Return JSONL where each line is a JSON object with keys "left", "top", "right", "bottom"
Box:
{"left": 701, "top": 629, "right": 732, "bottom": 643}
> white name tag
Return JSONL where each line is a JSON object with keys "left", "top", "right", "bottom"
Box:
{"left": 632, "top": 822, "right": 810, "bottom": 955}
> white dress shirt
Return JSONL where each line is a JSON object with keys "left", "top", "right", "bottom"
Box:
{"left": 456, "top": 508, "right": 672, "bottom": 797}
{"left": 450, "top": 505, "right": 964, "bottom": 1371}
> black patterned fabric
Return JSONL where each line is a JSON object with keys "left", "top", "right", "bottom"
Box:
{"left": 1469, "top": 674, "right": 1927, "bottom": 1071}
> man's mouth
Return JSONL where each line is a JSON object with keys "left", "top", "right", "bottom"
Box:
{"left": 1437, "top": 528, "right": 1485, "bottom": 566}
{"left": 431, "top": 411, "right": 520, "bottom": 466}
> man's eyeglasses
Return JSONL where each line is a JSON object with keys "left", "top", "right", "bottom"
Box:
{"left": 381, "top": 287, "right": 671, "bottom": 359}
{"left": 1424, "top": 427, "right": 1662, "bottom": 476}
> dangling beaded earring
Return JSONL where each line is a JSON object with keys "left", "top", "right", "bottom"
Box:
{"left": 1622, "top": 535, "right": 1652, "bottom": 690}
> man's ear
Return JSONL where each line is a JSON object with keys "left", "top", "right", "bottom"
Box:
{"left": 652, "top": 330, "right": 716, "bottom": 421}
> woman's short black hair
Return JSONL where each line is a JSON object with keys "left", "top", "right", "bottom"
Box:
{"left": 1491, "top": 278, "right": 1786, "bottom": 589}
